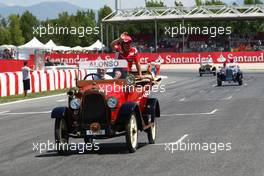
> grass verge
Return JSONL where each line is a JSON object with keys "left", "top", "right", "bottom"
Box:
{"left": 0, "top": 89, "right": 69, "bottom": 104}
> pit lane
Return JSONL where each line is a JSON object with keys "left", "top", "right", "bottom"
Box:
{"left": 0, "top": 70, "right": 264, "bottom": 176}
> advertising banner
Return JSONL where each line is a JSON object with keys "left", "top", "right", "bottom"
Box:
{"left": 45, "top": 51, "right": 264, "bottom": 65}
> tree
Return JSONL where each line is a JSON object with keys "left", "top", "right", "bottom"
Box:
{"left": 98, "top": 5, "right": 112, "bottom": 23}
{"left": 195, "top": 0, "right": 226, "bottom": 5}
{"left": 146, "top": 0, "right": 165, "bottom": 7}
{"left": 0, "top": 27, "right": 11, "bottom": 45}
{"left": 195, "top": 0, "right": 203, "bottom": 6}
{"left": 204, "top": 0, "right": 225, "bottom": 5}
{"left": 79, "top": 10, "right": 98, "bottom": 46}
{"left": 174, "top": 0, "right": 183, "bottom": 6}
{"left": 0, "top": 15, "right": 7, "bottom": 27}
{"left": 55, "top": 12, "right": 78, "bottom": 46}
{"left": 20, "top": 11, "right": 39, "bottom": 42}
{"left": 45, "top": 10, "right": 98, "bottom": 47}
{"left": 8, "top": 14, "right": 24, "bottom": 45}
{"left": 244, "top": 0, "right": 263, "bottom": 4}
{"left": 1, "top": 18, "right": 7, "bottom": 27}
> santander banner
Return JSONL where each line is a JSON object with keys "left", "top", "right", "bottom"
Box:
{"left": 45, "top": 51, "right": 264, "bottom": 64}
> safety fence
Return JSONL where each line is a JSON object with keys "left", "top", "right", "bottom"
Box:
{"left": 0, "top": 69, "right": 88, "bottom": 97}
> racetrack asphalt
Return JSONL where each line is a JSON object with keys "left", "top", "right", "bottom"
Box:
{"left": 0, "top": 70, "right": 264, "bottom": 176}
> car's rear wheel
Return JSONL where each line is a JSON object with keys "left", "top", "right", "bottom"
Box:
{"left": 217, "top": 78, "right": 222, "bottom": 86}
{"left": 212, "top": 68, "right": 216, "bottom": 76}
{"left": 55, "top": 118, "right": 69, "bottom": 155}
{"left": 238, "top": 78, "right": 243, "bottom": 86}
{"left": 199, "top": 68, "right": 202, "bottom": 77}
{"left": 126, "top": 113, "right": 138, "bottom": 153}
{"left": 146, "top": 118, "right": 156, "bottom": 144}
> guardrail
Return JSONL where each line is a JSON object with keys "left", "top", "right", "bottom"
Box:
{"left": 0, "top": 69, "right": 88, "bottom": 97}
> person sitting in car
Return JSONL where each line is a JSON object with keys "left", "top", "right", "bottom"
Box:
{"left": 227, "top": 59, "right": 239, "bottom": 71}
{"left": 85, "top": 68, "right": 113, "bottom": 80}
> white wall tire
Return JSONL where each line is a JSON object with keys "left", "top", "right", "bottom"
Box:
{"left": 55, "top": 118, "right": 69, "bottom": 155}
{"left": 125, "top": 113, "right": 138, "bottom": 153}
{"left": 147, "top": 119, "right": 156, "bottom": 144}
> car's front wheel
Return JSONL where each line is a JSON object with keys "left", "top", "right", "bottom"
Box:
{"left": 217, "top": 77, "right": 222, "bottom": 86}
{"left": 126, "top": 113, "right": 138, "bottom": 153}
{"left": 213, "top": 71, "right": 216, "bottom": 76}
{"left": 55, "top": 118, "right": 69, "bottom": 155}
{"left": 238, "top": 78, "right": 243, "bottom": 86}
{"left": 199, "top": 68, "right": 202, "bottom": 77}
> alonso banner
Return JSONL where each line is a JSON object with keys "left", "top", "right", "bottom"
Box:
{"left": 45, "top": 51, "right": 264, "bottom": 65}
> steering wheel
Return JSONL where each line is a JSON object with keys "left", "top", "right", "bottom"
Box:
{"left": 83, "top": 73, "right": 101, "bottom": 80}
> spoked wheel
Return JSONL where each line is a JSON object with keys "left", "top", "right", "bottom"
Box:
{"left": 126, "top": 113, "right": 138, "bottom": 153}
{"left": 146, "top": 119, "right": 156, "bottom": 144}
{"left": 217, "top": 78, "right": 222, "bottom": 86}
{"left": 238, "top": 77, "right": 243, "bottom": 86}
{"left": 199, "top": 68, "right": 202, "bottom": 77}
{"left": 55, "top": 118, "right": 69, "bottom": 155}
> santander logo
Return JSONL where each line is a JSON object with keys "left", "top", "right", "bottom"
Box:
{"left": 156, "top": 56, "right": 164, "bottom": 64}
{"left": 217, "top": 54, "right": 227, "bottom": 63}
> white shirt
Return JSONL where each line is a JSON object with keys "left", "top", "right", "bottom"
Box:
{"left": 85, "top": 74, "right": 113, "bottom": 80}
{"left": 22, "top": 66, "right": 31, "bottom": 80}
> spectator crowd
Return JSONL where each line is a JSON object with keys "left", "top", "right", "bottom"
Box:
{"left": 0, "top": 49, "right": 17, "bottom": 59}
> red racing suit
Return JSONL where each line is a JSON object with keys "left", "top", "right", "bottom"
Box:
{"left": 114, "top": 45, "right": 139, "bottom": 72}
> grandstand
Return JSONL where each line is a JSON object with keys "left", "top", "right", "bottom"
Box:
{"left": 102, "top": 5, "right": 264, "bottom": 53}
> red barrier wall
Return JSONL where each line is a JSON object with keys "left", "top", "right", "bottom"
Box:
{"left": 0, "top": 57, "right": 34, "bottom": 73}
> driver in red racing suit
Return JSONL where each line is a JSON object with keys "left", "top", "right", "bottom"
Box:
{"left": 111, "top": 32, "right": 142, "bottom": 79}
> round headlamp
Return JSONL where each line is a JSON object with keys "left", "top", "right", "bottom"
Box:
{"left": 107, "top": 97, "right": 118, "bottom": 109}
{"left": 70, "top": 98, "right": 81, "bottom": 110}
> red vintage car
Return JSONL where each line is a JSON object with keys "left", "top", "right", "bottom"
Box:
{"left": 51, "top": 68, "right": 161, "bottom": 154}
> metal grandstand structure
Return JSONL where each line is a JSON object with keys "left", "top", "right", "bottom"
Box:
{"left": 101, "top": 5, "right": 264, "bottom": 51}
{"left": 103, "top": 5, "right": 264, "bottom": 22}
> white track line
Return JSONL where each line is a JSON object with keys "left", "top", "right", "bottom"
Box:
{"left": 154, "top": 134, "right": 189, "bottom": 146}
{"left": 227, "top": 96, "right": 233, "bottom": 100}
{"left": 57, "top": 99, "right": 67, "bottom": 102}
{"left": 179, "top": 97, "right": 186, "bottom": 102}
{"left": 161, "top": 109, "right": 218, "bottom": 117}
{"left": 0, "top": 111, "right": 51, "bottom": 116}
{"left": 210, "top": 109, "right": 218, "bottom": 114}
{"left": 166, "top": 81, "right": 176, "bottom": 85}
{"left": 0, "top": 93, "right": 65, "bottom": 106}
{"left": 159, "top": 75, "right": 168, "bottom": 79}
{"left": 0, "top": 111, "right": 10, "bottom": 115}
{"left": 222, "top": 95, "right": 233, "bottom": 100}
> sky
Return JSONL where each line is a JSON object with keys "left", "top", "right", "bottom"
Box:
{"left": 0, "top": 0, "right": 246, "bottom": 9}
